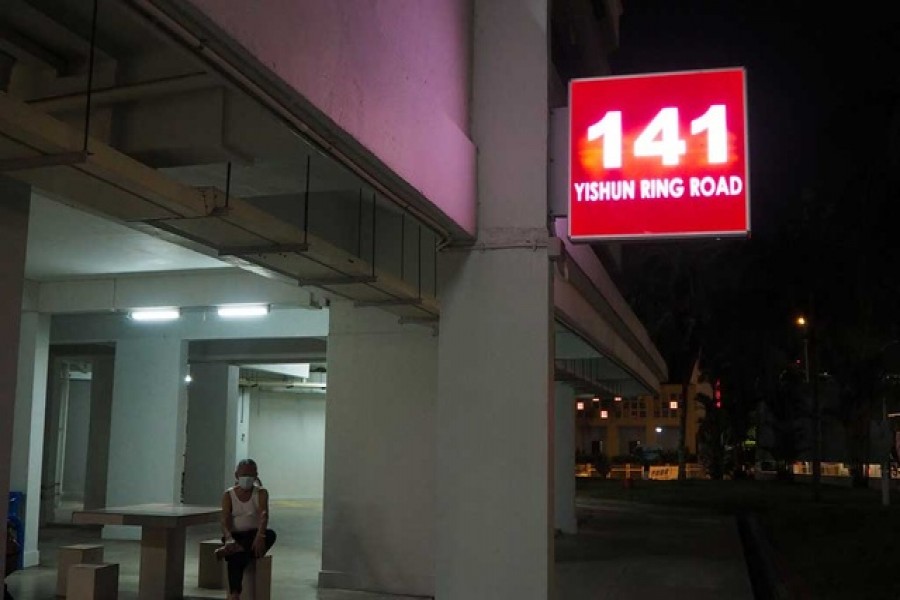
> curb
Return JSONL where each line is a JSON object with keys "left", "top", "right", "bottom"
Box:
{"left": 736, "top": 512, "right": 793, "bottom": 600}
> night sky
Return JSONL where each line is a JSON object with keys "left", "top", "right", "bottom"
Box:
{"left": 604, "top": 1, "right": 900, "bottom": 375}
{"left": 609, "top": 0, "right": 900, "bottom": 238}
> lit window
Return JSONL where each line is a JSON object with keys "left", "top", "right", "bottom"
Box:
{"left": 670, "top": 400, "right": 679, "bottom": 410}
{"left": 601, "top": 410, "right": 609, "bottom": 419}
{"left": 576, "top": 401, "right": 585, "bottom": 411}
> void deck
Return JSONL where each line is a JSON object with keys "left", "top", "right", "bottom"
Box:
{"left": 0, "top": 1, "right": 667, "bottom": 598}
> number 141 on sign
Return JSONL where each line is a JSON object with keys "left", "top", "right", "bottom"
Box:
{"left": 588, "top": 105, "right": 728, "bottom": 169}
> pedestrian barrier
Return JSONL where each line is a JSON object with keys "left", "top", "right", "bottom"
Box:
{"left": 648, "top": 466, "right": 678, "bottom": 480}
{"left": 608, "top": 464, "right": 643, "bottom": 480}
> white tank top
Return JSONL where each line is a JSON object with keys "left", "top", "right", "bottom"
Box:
{"left": 229, "top": 487, "right": 260, "bottom": 532}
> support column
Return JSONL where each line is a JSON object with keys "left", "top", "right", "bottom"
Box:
{"left": 436, "top": 0, "right": 553, "bottom": 598}
{"left": 10, "top": 312, "right": 50, "bottom": 567}
{"left": 39, "top": 359, "right": 67, "bottom": 525}
{"left": 319, "top": 302, "right": 436, "bottom": 597}
{"left": 554, "top": 383, "right": 577, "bottom": 535}
{"left": 0, "top": 177, "right": 30, "bottom": 580}
{"left": 183, "top": 363, "right": 239, "bottom": 505}
{"left": 105, "top": 337, "right": 188, "bottom": 539}
{"left": 83, "top": 355, "right": 114, "bottom": 510}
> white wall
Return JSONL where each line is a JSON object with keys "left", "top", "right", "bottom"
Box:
{"left": 9, "top": 311, "right": 50, "bottom": 568}
{"left": 434, "top": 1, "right": 553, "bottom": 598}
{"left": 247, "top": 390, "right": 325, "bottom": 500}
{"left": 320, "top": 303, "right": 436, "bottom": 597}
{"left": 84, "top": 356, "right": 114, "bottom": 510}
{"left": 105, "top": 337, "right": 188, "bottom": 539}
{"left": 183, "top": 0, "right": 476, "bottom": 235}
{"left": 183, "top": 363, "right": 240, "bottom": 505}
{"left": 61, "top": 380, "right": 91, "bottom": 501}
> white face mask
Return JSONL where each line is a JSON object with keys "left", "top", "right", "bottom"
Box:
{"left": 238, "top": 476, "right": 255, "bottom": 490}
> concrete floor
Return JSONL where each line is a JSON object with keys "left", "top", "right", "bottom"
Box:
{"left": 556, "top": 498, "right": 754, "bottom": 600}
{"left": 6, "top": 499, "right": 405, "bottom": 600}
{"left": 7, "top": 497, "right": 753, "bottom": 599}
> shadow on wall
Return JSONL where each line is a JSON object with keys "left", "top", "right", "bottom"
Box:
{"left": 321, "top": 501, "right": 427, "bottom": 595}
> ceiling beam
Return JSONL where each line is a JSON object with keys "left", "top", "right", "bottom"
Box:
{"left": 26, "top": 72, "right": 216, "bottom": 112}
{"left": 0, "top": 24, "right": 69, "bottom": 73}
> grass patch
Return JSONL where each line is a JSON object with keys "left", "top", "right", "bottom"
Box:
{"left": 577, "top": 478, "right": 900, "bottom": 599}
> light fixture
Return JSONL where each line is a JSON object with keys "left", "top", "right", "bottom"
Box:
{"left": 669, "top": 400, "right": 679, "bottom": 410}
{"left": 796, "top": 316, "right": 807, "bottom": 327}
{"left": 184, "top": 374, "right": 193, "bottom": 384}
{"left": 655, "top": 426, "right": 663, "bottom": 433}
{"left": 614, "top": 396, "right": 623, "bottom": 402}
{"left": 217, "top": 304, "right": 269, "bottom": 318}
{"left": 592, "top": 397, "right": 600, "bottom": 403}
{"left": 130, "top": 308, "right": 180, "bottom": 322}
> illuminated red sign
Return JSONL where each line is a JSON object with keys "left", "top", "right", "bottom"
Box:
{"left": 569, "top": 68, "right": 749, "bottom": 241}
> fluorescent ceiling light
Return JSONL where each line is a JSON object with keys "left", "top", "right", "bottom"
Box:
{"left": 218, "top": 304, "right": 269, "bottom": 318}
{"left": 130, "top": 308, "right": 180, "bottom": 322}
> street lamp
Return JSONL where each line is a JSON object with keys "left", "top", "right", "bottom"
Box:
{"left": 795, "top": 313, "right": 820, "bottom": 500}
{"left": 796, "top": 316, "right": 810, "bottom": 383}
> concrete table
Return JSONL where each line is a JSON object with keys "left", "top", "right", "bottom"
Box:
{"left": 72, "top": 503, "right": 221, "bottom": 600}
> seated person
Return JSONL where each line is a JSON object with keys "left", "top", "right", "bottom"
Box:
{"left": 217, "top": 459, "right": 277, "bottom": 600}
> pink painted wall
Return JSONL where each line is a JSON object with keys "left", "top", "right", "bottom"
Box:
{"left": 187, "top": 0, "right": 477, "bottom": 235}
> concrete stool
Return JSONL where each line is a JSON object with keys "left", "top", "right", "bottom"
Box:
{"left": 198, "top": 539, "right": 224, "bottom": 589}
{"left": 221, "top": 554, "right": 273, "bottom": 600}
{"left": 57, "top": 544, "right": 104, "bottom": 596}
{"left": 65, "top": 563, "right": 119, "bottom": 600}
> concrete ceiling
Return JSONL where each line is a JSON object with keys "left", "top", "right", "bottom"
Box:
{"left": 25, "top": 194, "right": 232, "bottom": 280}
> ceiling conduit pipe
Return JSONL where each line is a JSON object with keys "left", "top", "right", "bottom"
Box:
{"left": 126, "top": 0, "right": 454, "bottom": 246}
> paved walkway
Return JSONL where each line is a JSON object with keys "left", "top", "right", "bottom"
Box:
{"left": 7, "top": 498, "right": 752, "bottom": 599}
{"left": 555, "top": 498, "right": 754, "bottom": 599}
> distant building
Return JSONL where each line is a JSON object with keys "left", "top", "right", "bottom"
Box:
{"left": 576, "top": 381, "right": 709, "bottom": 459}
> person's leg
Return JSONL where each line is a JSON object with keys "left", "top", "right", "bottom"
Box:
{"left": 262, "top": 529, "right": 277, "bottom": 553}
{"left": 224, "top": 532, "right": 255, "bottom": 595}
{"left": 225, "top": 550, "right": 252, "bottom": 594}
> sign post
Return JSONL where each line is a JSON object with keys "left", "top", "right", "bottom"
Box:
{"left": 569, "top": 68, "right": 749, "bottom": 241}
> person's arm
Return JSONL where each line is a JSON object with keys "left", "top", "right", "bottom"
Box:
{"left": 251, "top": 488, "right": 270, "bottom": 556}
{"left": 220, "top": 490, "right": 235, "bottom": 543}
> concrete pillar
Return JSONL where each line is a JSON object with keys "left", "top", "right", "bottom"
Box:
{"left": 183, "top": 363, "right": 240, "bottom": 505}
{"left": 10, "top": 312, "right": 51, "bottom": 567}
{"left": 83, "top": 355, "right": 114, "bottom": 510}
{"left": 319, "top": 302, "right": 436, "bottom": 597}
{"left": 234, "top": 387, "right": 250, "bottom": 463}
{"left": 0, "top": 177, "right": 30, "bottom": 580}
{"left": 554, "top": 383, "right": 577, "bottom": 535}
{"left": 435, "top": 0, "right": 553, "bottom": 598}
{"left": 39, "top": 359, "right": 67, "bottom": 525}
{"left": 105, "top": 337, "right": 188, "bottom": 539}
